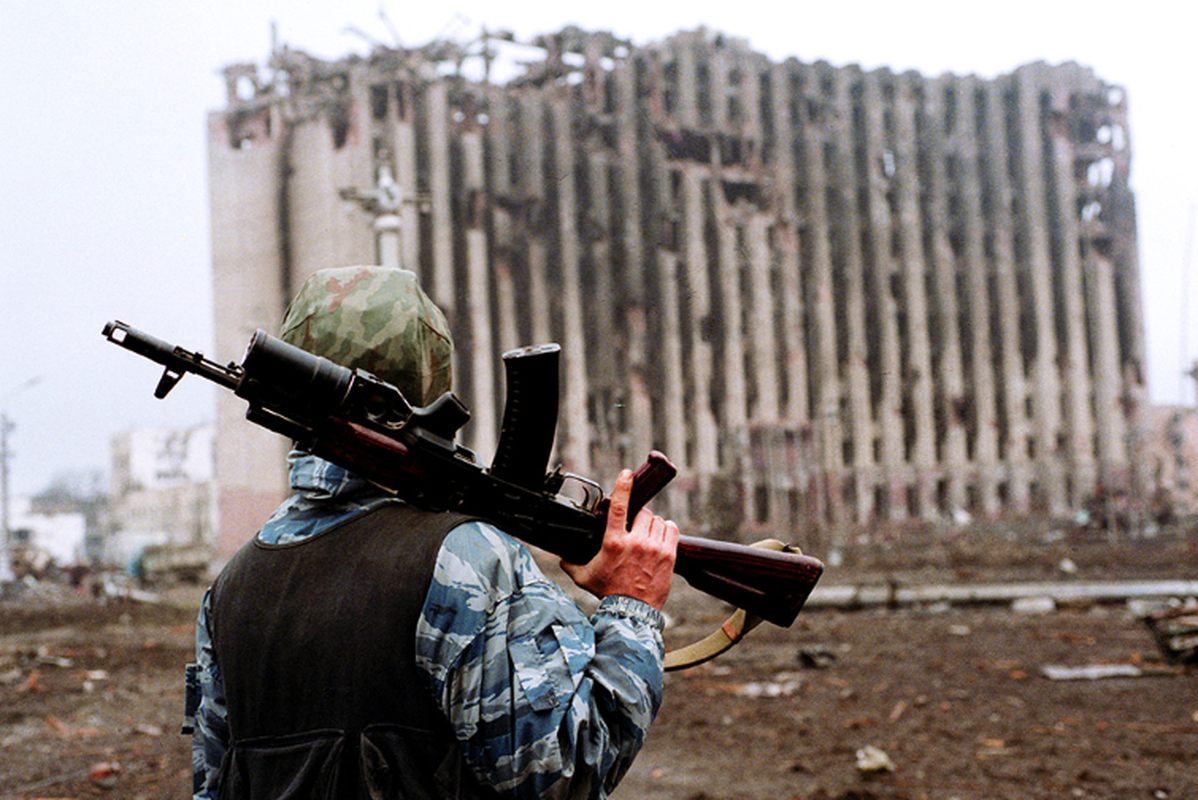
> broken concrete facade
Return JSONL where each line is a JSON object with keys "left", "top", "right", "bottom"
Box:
{"left": 208, "top": 28, "right": 1146, "bottom": 555}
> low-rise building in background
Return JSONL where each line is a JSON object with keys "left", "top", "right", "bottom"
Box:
{"left": 107, "top": 425, "right": 215, "bottom": 580}
{"left": 1142, "top": 404, "right": 1198, "bottom": 522}
{"left": 6, "top": 495, "right": 86, "bottom": 578}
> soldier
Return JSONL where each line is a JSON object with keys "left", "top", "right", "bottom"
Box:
{"left": 189, "top": 266, "right": 679, "bottom": 799}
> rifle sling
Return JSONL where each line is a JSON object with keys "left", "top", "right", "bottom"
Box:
{"left": 663, "top": 608, "right": 764, "bottom": 671}
{"left": 662, "top": 539, "right": 793, "bottom": 671}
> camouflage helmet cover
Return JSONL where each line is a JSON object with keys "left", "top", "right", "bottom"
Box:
{"left": 279, "top": 266, "right": 453, "bottom": 406}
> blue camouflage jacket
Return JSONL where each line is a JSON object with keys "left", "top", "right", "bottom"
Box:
{"left": 191, "top": 454, "right": 666, "bottom": 799}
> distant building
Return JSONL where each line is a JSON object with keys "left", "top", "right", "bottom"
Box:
{"left": 1141, "top": 405, "right": 1198, "bottom": 520}
{"left": 208, "top": 27, "right": 1147, "bottom": 551}
{"left": 7, "top": 496, "right": 86, "bottom": 572}
{"left": 106, "top": 426, "right": 215, "bottom": 566}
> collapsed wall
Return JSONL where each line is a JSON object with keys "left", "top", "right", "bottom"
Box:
{"left": 208, "top": 27, "right": 1146, "bottom": 554}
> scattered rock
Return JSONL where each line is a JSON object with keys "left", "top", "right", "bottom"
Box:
{"left": 88, "top": 760, "right": 121, "bottom": 788}
{"left": 797, "top": 645, "right": 836, "bottom": 669}
{"left": 1011, "top": 596, "right": 1056, "bottom": 615}
{"left": 1141, "top": 602, "right": 1198, "bottom": 664}
{"left": 855, "top": 744, "right": 895, "bottom": 775}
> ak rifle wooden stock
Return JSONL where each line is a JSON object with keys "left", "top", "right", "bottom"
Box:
{"left": 102, "top": 320, "right": 824, "bottom": 627}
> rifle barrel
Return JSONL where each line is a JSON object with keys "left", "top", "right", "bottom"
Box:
{"left": 102, "top": 321, "right": 241, "bottom": 394}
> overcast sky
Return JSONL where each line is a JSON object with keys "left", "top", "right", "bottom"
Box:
{"left": 1, "top": 0, "right": 1195, "bottom": 497}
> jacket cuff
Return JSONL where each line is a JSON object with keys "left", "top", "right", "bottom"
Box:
{"left": 597, "top": 595, "right": 665, "bottom": 632}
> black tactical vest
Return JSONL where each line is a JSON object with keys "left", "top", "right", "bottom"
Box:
{"left": 209, "top": 503, "right": 496, "bottom": 799}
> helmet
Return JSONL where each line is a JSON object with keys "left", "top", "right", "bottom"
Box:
{"left": 279, "top": 266, "right": 453, "bottom": 406}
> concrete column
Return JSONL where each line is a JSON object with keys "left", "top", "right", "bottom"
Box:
{"left": 1104, "top": 87, "right": 1146, "bottom": 494}
{"left": 1090, "top": 90, "right": 1135, "bottom": 483}
{"left": 710, "top": 46, "right": 730, "bottom": 129}
{"left": 747, "top": 214, "right": 779, "bottom": 421}
{"left": 799, "top": 62, "right": 846, "bottom": 530}
{"left": 981, "top": 77, "right": 1032, "bottom": 514}
{"left": 1088, "top": 252, "right": 1126, "bottom": 475}
{"left": 710, "top": 44, "right": 748, "bottom": 450}
{"left": 1105, "top": 91, "right": 1147, "bottom": 394}
{"left": 286, "top": 108, "right": 374, "bottom": 283}
{"left": 638, "top": 51, "right": 689, "bottom": 500}
{"left": 460, "top": 128, "right": 497, "bottom": 460}
{"left": 668, "top": 42, "right": 719, "bottom": 477}
{"left": 585, "top": 144, "right": 623, "bottom": 476}
{"left": 1014, "top": 65, "right": 1066, "bottom": 514}
{"left": 485, "top": 89, "right": 520, "bottom": 354}
{"left": 861, "top": 69, "right": 907, "bottom": 518}
{"left": 519, "top": 91, "right": 553, "bottom": 348}
{"left": 830, "top": 66, "right": 875, "bottom": 522}
{"left": 738, "top": 50, "right": 764, "bottom": 138}
{"left": 583, "top": 145, "right": 618, "bottom": 381}
{"left": 392, "top": 81, "right": 421, "bottom": 275}
{"left": 493, "top": 240, "right": 519, "bottom": 354}
{"left": 892, "top": 74, "right": 938, "bottom": 516}
{"left": 715, "top": 213, "right": 748, "bottom": 439}
{"left": 656, "top": 249, "right": 690, "bottom": 471}
{"left": 665, "top": 26, "right": 717, "bottom": 483}
{"left": 675, "top": 40, "right": 699, "bottom": 127}
{"left": 580, "top": 42, "right": 620, "bottom": 425}
{"left": 956, "top": 77, "right": 1001, "bottom": 515}
{"left": 747, "top": 212, "right": 786, "bottom": 529}
{"left": 626, "top": 315, "right": 656, "bottom": 473}
{"left": 712, "top": 211, "right": 748, "bottom": 465}
{"left": 549, "top": 87, "right": 591, "bottom": 474}
{"left": 613, "top": 57, "right": 656, "bottom": 467}
{"left": 924, "top": 77, "right": 970, "bottom": 515}
{"left": 1047, "top": 80, "right": 1098, "bottom": 503}
{"left": 682, "top": 165, "right": 719, "bottom": 476}
{"left": 424, "top": 81, "right": 455, "bottom": 317}
{"left": 770, "top": 63, "right": 810, "bottom": 429}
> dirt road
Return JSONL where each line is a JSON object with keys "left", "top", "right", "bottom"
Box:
{"left": 2, "top": 528, "right": 1195, "bottom": 799}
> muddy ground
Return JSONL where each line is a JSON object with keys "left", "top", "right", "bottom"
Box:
{"left": 1, "top": 523, "right": 1195, "bottom": 800}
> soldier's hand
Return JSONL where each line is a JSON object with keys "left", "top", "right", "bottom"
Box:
{"left": 561, "top": 469, "right": 679, "bottom": 610}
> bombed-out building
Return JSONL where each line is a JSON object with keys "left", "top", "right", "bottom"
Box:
{"left": 208, "top": 27, "right": 1147, "bottom": 556}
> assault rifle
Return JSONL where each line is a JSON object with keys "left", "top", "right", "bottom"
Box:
{"left": 102, "top": 321, "right": 823, "bottom": 629}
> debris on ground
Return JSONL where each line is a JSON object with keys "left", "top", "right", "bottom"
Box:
{"left": 4, "top": 525, "right": 1198, "bottom": 799}
{"left": 796, "top": 645, "right": 836, "bottom": 669}
{"left": 1011, "top": 596, "right": 1057, "bottom": 615}
{"left": 88, "top": 760, "right": 122, "bottom": 788}
{"left": 1041, "top": 663, "right": 1146, "bottom": 680}
{"left": 1142, "top": 602, "right": 1198, "bottom": 664}
{"left": 730, "top": 673, "right": 803, "bottom": 698}
{"left": 855, "top": 744, "right": 895, "bottom": 776}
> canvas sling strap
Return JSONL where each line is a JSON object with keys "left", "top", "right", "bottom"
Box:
{"left": 663, "top": 538, "right": 797, "bottom": 671}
